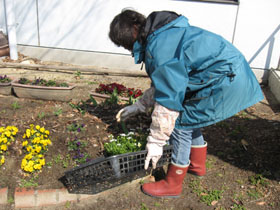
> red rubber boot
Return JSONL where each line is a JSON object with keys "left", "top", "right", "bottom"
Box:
{"left": 188, "top": 142, "right": 207, "bottom": 176}
{"left": 141, "top": 164, "right": 188, "bottom": 198}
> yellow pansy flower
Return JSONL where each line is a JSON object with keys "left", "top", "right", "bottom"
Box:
{"left": 40, "top": 127, "right": 45, "bottom": 133}
{"left": 39, "top": 159, "right": 45, "bottom": 166}
{"left": 22, "top": 141, "right": 28, "bottom": 147}
{"left": 34, "top": 164, "right": 42, "bottom": 170}
{"left": 4, "top": 131, "right": 11, "bottom": 137}
{"left": 0, "top": 156, "right": 5, "bottom": 164}
{"left": 1, "top": 145, "right": 7, "bottom": 151}
{"left": 21, "top": 158, "right": 27, "bottom": 167}
{"left": 35, "top": 146, "right": 42, "bottom": 153}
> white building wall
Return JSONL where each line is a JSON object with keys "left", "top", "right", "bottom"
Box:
{"left": 233, "top": 0, "right": 280, "bottom": 70}
{"left": 0, "top": 0, "right": 279, "bottom": 78}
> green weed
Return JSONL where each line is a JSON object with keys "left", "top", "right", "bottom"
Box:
{"left": 141, "top": 203, "right": 149, "bottom": 210}
{"left": 7, "top": 197, "right": 14, "bottom": 204}
{"left": 11, "top": 101, "right": 20, "bottom": 109}
{"left": 200, "top": 189, "right": 224, "bottom": 206}
{"left": 69, "top": 101, "right": 86, "bottom": 115}
{"left": 232, "top": 204, "right": 247, "bottom": 210}
{"left": 19, "top": 176, "right": 38, "bottom": 188}
{"left": 53, "top": 108, "right": 63, "bottom": 116}
{"left": 249, "top": 174, "right": 268, "bottom": 187}
{"left": 247, "top": 189, "right": 261, "bottom": 199}
{"left": 38, "top": 112, "right": 45, "bottom": 119}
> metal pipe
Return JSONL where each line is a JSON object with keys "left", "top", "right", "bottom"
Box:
{"left": 4, "top": 0, "right": 18, "bottom": 60}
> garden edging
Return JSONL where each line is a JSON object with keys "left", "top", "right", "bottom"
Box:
{"left": 0, "top": 177, "right": 145, "bottom": 209}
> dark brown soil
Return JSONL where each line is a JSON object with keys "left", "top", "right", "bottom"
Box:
{"left": 0, "top": 65, "right": 279, "bottom": 210}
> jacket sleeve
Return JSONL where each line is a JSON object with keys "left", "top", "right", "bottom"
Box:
{"left": 149, "top": 56, "right": 189, "bottom": 112}
{"left": 137, "top": 87, "right": 155, "bottom": 111}
{"left": 147, "top": 102, "right": 179, "bottom": 145}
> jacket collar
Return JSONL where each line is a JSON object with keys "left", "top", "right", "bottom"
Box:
{"left": 132, "top": 14, "right": 189, "bottom": 64}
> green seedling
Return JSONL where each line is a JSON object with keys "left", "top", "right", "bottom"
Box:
{"left": 249, "top": 174, "right": 268, "bottom": 187}
{"left": 189, "top": 179, "right": 203, "bottom": 196}
{"left": 38, "top": 112, "right": 45, "bottom": 119}
{"left": 200, "top": 189, "right": 224, "bottom": 206}
{"left": 69, "top": 101, "right": 86, "bottom": 115}
{"left": 232, "top": 204, "right": 247, "bottom": 210}
{"left": 121, "top": 121, "right": 128, "bottom": 134}
{"left": 89, "top": 95, "right": 97, "bottom": 106}
{"left": 141, "top": 203, "right": 149, "bottom": 210}
{"left": 11, "top": 101, "right": 20, "bottom": 109}
{"left": 7, "top": 197, "right": 14, "bottom": 204}
{"left": 74, "top": 70, "right": 82, "bottom": 79}
{"left": 53, "top": 108, "right": 63, "bottom": 116}
{"left": 247, "top": 189, "right": 262, "bottom": 199}
{"left": 104, "top": 88, "right": 119, "bottom": 105}
{"left": 19, "top": 176, "right": 38, "bottom": 188}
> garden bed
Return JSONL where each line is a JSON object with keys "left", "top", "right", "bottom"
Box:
{"left": 0, "top": 73, "right": 279, "bottom": 209}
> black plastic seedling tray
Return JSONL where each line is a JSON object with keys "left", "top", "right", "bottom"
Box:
{"left": 60, "top": 145, "right": 173, "bottom": 194}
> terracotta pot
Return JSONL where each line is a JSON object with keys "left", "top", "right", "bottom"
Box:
{"left": 11, "top": 80, "right": 76, "bottom": 102}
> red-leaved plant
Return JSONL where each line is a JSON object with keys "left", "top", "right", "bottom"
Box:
{"left": 95, "top": 83, "right": 143, "bottom": 99}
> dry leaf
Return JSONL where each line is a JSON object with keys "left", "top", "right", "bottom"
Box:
{"left": 257, "top": 201, "right": 266, "bottom": 205}
{"left": 211, "top": 200, "right": 218, "bottom": 206}
{"left": 241, "top": 139, "right": 249, "bottom": 146}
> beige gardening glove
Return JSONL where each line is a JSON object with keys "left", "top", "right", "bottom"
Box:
{"left": 144, "top": 136, "right": 166, "bottom": 170}
{"left": 144, "top": 102, "right": 180, "bottom": 170}
{"left": 116, "top": 100, "right": 146, "bottom": 122}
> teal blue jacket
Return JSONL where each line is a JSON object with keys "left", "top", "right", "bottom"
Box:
{"left": 133, "top": 12, "right": 263, "bottom": 129}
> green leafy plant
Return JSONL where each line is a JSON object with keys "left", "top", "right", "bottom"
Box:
{"left": 247, "top": 189, "right": 261, "bottom": 199}
{"left": 69, "top": 101, "right": 86, "bottom": 115}
{"left": 104, "top": 88, "right": 119, "bottom": 105}
{"left": 11, "top": 101, "right": 20, "bottom": 110}
{"left": 232, "top": 204, "right": 247, "bottom": 210}
{"left": 140, "top": 203, "right": 149, "bottom": 210}
{"left": 66, "top": 122, "right": 90, "bottom": 165}
{"left": 38, "top": 112, "right": 45, "bottom": 119}
{"left": 7, "top": 197, "right": 14, "bottom": 204}
{"left": 74, "top": 70, "right": 82, "bottom": 79}
{"left": 53, "top": 108, "right": 63, "bottom": 116}
{"left": 200, "top": 189, "right": 224, "bottom": 206}
{"left": 67, "top": 123, "right": 85, "bottom": 133}
{"left": 0, "top": 75, "right": 12, "bottom": 83}
{"left": 19, "top": 175, "right": 39, "bottom": 188}
{"left": 67, "top": 138, "right": 90, "bottom": 164}
{"left": 18, "top": 77, "right": 69, "bottom": 87}
{"left": 104, "top": 132, "right": 147, "bottom": 156}
{"left": 249, "top": 174, "right": 268, "bottom": 187}
{"left": 89, "top": 95, "right": 97, "bottom": 106}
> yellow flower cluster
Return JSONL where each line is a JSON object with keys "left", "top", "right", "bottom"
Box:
{"left": 21, "top": 124, "right": 51, "bottom": 173}
{"left": 0, "top": 126, "right": 18, "bottom": 166}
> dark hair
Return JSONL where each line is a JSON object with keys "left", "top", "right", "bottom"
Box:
{"left": 109, "top": 10, "right": 146, "bottom": 51}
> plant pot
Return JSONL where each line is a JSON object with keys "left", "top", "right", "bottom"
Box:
{"left": 90, "top": 91, "right": 129, "bottom": 102}
{"left": 59, "top": 145, "right": 173, "bottom": 194}
{"left": 0, "top": 79, "right": 13, "bottom": 96}
{"left": 0, "top": 46, "right": 9, "bottom": 57}
{"left": 11, "top": 81, "right": 76, "bottom": 102}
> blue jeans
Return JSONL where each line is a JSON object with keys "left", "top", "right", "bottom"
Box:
{"left": 168, "top": 128, "right": 204, "bottom": 167}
